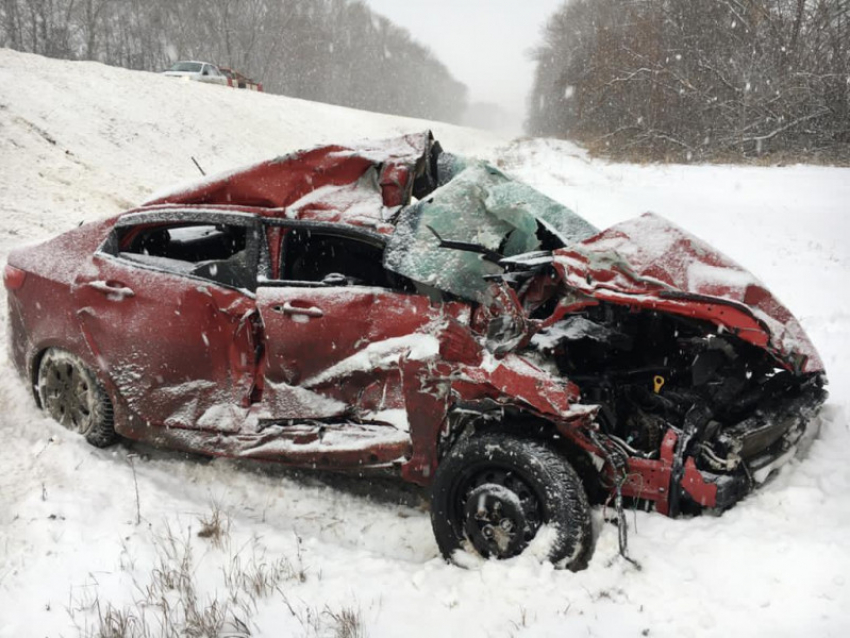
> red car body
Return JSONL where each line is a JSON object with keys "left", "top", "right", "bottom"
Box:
{"left": 5, "top": 132, "right": 826, "bottom": 563}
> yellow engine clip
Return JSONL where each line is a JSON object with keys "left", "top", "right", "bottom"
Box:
{"left": 653, "top": 375, "right": 665, "bottom": 394}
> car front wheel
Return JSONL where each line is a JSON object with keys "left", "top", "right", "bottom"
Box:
{"left": 430, "top": 432, "right": 592, "bottom": 568}
{"left": 37, "top": 348, "right": 116, "bottom": 447}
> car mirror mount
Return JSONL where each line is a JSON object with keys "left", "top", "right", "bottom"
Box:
{"left": 321, "top": 273, "right": 348, "bottom": 287}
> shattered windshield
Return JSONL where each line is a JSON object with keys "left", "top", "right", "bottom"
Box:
{"left": 384, "top": 158, "right": 598, "bottom": 302}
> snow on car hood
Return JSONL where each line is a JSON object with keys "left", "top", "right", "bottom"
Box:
{"left": 553, "top": 213, "right": 824, "bottom": 373}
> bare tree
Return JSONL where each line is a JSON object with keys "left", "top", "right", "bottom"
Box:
{"left": 528, "top": 0, "right": 850, "bottom": 162}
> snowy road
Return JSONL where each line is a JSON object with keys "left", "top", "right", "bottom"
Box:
{"left": 2, "top": 49, "right": 850, "bottom": 637}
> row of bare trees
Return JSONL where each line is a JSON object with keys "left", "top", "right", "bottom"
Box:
{"left": 528, "top": 0, "right": 850, "bottom": 161}
{"left": 0, "top": 0, "right": 468, "bottom": 123}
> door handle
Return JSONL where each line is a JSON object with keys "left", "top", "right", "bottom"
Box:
{"left": 86, "top": 280, "right": 135, "bottom": 300}
{"left": 274, "top": 302, "right": 324, "bottom": 318}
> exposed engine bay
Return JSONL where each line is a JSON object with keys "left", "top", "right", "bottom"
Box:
{"left": 540, "top": 305, "right": 821, "bottom": 457}
{"left": 513, "top": 267, "right": 827, "bottom": 515}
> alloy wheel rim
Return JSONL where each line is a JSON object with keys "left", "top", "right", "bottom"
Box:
{"left": 42, "top": 357, "right": 93, "bottom": 434}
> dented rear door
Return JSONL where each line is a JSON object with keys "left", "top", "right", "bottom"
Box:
{"left": 73, "top": 212, "right": 260, "bottom": 436}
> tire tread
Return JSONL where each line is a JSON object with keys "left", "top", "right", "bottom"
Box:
{"left": 430, "top": 432, "right": 592, "bottom": 569}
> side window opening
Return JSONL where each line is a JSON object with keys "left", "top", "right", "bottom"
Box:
{"left": 113, "top": 223, "right": 254, "bottom": 290}
{"left": 281, "top": 228, "right": 411, "bottom": 291}
{"left": 128, "top": 224, "right": 247, "bottom": 262}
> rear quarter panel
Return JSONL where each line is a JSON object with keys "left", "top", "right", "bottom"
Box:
{"left": 6, "top": 218, "right": 117, "bottom": 389}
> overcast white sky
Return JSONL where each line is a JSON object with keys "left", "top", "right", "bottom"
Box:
{"left": 365, "top": 0, "right": 564, "bottom": 123}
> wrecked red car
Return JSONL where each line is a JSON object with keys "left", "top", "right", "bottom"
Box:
{"left": 4, "top": 132, "right": 826, "bottom": 568}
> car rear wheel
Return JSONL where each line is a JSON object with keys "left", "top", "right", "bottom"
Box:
{"left": 37, "top": 348, "right": 117, "bottom": 447}
{"left": 430, "top": 432, "right": 592, "bottom": 568}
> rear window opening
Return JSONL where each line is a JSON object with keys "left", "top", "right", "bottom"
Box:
{"left": 111, "top": 223, "right": 254, "bottom": 290}
{"left": 122, "top": 224, "right": 247, "bottom": 263}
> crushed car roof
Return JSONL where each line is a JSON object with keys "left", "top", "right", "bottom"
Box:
{"left": 142, "top": 131, "right": 594, "bottom": 242}
{"left": 143, "top": 131, "right": 442, "bottom": 231}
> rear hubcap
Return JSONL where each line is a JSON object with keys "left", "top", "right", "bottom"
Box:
{"left": 42, "top": 358, "right": 93, "bottom": 433}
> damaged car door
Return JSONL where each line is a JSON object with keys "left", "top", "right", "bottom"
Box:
{"left": 72, "top": 211, "right": 261, "bottom": 435}
{"left": 253, "top": 221, "right": 450, "bottom": 467}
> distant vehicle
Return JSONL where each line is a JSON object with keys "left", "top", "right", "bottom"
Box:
{"left": 219, "top": 67, "right": 263, "bottom": 92}
{"left": 162, "top": 61, "right": 228, "bottom": 86}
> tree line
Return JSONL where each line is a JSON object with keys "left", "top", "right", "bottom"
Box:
{"left": 0, "top": 0, "right": 468, "bottom": 124}
{"left": 528, "top": 0, "right": 850, "bottom": 161}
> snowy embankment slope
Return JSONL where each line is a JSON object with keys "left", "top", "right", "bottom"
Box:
{"left": 1, "top": 48, "right": 850, "bottom": 637}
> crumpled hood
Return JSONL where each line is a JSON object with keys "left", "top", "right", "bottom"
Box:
{"left": 552, "top": 213, "right": 824, "bottom": 374}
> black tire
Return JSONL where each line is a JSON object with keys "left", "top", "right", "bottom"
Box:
{"left": 37, "top": 348, "right": 117, "bottom": 448}
{"left": 430, "top": 432, "right": 592, "bottom": 569}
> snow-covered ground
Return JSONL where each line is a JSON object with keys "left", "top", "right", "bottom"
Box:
{"left": 2, "top": 49, "right": 850, "bottom": 637}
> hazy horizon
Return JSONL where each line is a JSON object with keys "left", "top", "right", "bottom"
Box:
{"left": 365, "top": 0, "right": 565, "bottom": 134}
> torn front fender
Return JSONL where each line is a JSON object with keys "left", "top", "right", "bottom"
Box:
{"left": 450, "top": 353, "right": 599, "bottom": 425}
{"left": 430, "top": 313, "right": 595, "bottom": 424}
{"left": 401, "top": 317, "right": 598, "bottom": 485}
